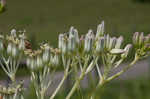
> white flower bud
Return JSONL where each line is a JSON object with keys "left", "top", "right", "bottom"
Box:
{"left": 54, "top": 54, "right": 59, "bottom": 66}
{"left": 139, "top": 32, "right": 144, "bottom": 46}
{"left": 108, "top": 37, "right": 116, "bottom": 50}
{"left": 96, "top": 21, "right": 104, "bottom": 39}
{"left": 51, "top": 54, "right": 59, "bottom": 66}
{"left": 11, "top": 45, "right": 18, "bottom": 57}
{"left": 68, "top": 34, "right": 76, "bottom": 52}
{"left": 58, "top": 34, "right": 64, "bottom": 49}
{"left": 42, "top": 47, "right": 50, "bottom": 63}
{"left": 69, "top": 26, "right": 79, "bottom": 45}
{"left": 84, "top": 30, "right": 94, "bottom": 53}
{"left": 133, "top": 32, "right": 139, "bottom": 46}
{"left": 7, "top": 43, "right": 12, "bottom": 55}
{"left": 121, "top": 44, "right": 132, "bottom": 58}
{"left": 10, "top": 29, "right": 17, "bottom": 37}
{"left": 69, "top": 26, "right": 74, "bottom": 34}
{"left": 96, "top": 37, "right": 104, "bottom": 53}
{"left": 73, "top": 29, "right": 79, "bottom": 44}
{"left": 115, "top": 36, "right": 124, "bottom": 49}
{"left": 19, "top": 39, "right": 25, "bottom": 50}
{"left": 30, "top": 58, "right": 35, "bottom": 70}
{"left": 105, "top": 34, "right": 110, "bottom": 49}
{"left": 0, "top": 41, "right": 4, "bottom": 51}
{"left": 62, "top": 38, "right": 67, "bottom": 54}
{"left": 58, "top": 34, "right": 68, "bottom": 54}
{"left": 110, "top": 49, "right": 125, "bottom": 54}
{"left": 36, "top": 56, "right": 43, "bottom": 69}
{"left": 26, "top": 58, "right": 31, "bottom": 67}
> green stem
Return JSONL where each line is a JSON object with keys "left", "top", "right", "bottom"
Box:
{"left": 50, "top": 72, "right": 68, "bottom": 99}
{"left": 50, "top": 59, "right": 71, "bottom": 99}
{"left": 90, "top": 54, "right": 139, "bottom": 99}
{"left": 40, "top": 92, "right": 45, "bottom": 99}
{"left": 90, "top": 80, "right": 105, "bottom": 99}
{"left": 66, "top": 71, "right": 85, "bottom": 99}
{"left": 10, "top": 73, "right": 16, "bottom": 83}
{"left": 105, "top": 55, "right": 139, "bottom": 83}
{"left": 66, "top": 55, "right": 91, "bottom": 99}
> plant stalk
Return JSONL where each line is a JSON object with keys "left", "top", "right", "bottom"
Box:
{"left": 90, "top": 54, "right": 139, "bottom": 99}
{"left": 50, "top": 72, "right": 68, "bottom": 99}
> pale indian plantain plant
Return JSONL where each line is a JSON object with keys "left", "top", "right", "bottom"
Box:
{"left": 25, "top": 44, "right": 61, "bottom": 99}
{"left": 1, "top": 21, "right": 150, "bottom": 99}
{"left": 65, "top": 22, "right": 150, "bottom": 99}
{"left": 0, "top": 29, "right": 25, "bottom": 99}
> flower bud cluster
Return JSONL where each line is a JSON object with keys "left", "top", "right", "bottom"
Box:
{"left": 25, "top": 44, "right": 60, "bottom": 71}
{"left": 0, "top": 83, "right": 23, "bottom": 95}
{"left": 26, "top": 49, "right": 45, "bottom": 71}
{"left": 95, "top": 33, "right": 132, "bottom": 68}
{"left": 99, "top": 34, "right": 131, "bottom": 57}
{"left": 2, "top": 21, "right": 150, "bottom": 99}
{"left": 133, "top": 32, "right": 150, "bottom": 57}
{"left": 0, "top": 29, "right": 26, "bottom": 59}
{"left": 57, "top": 22, "right": 132, "bottom": 58}
{"left": 58, "top": 26, "right": 79, "bottom": 55}
{"left": 49, "top": 48, "right": 60, "bottom": 67}
{"left": 0, "top": 85, "right": 16, "bottom": 94}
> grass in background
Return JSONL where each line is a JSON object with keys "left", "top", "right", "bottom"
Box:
{"left": 0, "top": 0, "right": 150, "bottom": 46}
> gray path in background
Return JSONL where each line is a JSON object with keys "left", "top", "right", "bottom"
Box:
{"left": 0, "top": 58, "right": 150, "bottom": 94}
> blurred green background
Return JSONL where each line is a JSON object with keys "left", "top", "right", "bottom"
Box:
{"left": 1, "top": 0, "right": 150, "bottom": 45}
{"left": 1, "top": 0, "right": 150, "bottom": 98}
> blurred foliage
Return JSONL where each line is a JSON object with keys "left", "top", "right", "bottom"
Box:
{"left": 0, "top": 3, "right": 4, "bottom": 13}
{"left": 0, "top": 0, "right": 6, "bottom": 14}
{"left": 133, "top": 0, "right": 150, "bottom": 3}
{"left": 0, "top": 0, "right": 150, "bottom": 46}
